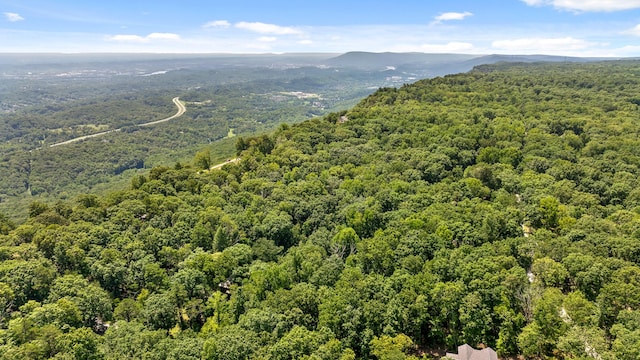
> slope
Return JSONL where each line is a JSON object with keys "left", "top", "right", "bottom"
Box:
{"left": 0, "top": 61, "right": 640, "bottom": 359}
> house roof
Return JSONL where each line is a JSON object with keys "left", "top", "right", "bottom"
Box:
{"left": 445, "top": 344, "right": 498, "bottom": 360}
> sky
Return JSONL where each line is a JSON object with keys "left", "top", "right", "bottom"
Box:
{"left": 2, "top": 0, "right": 640, "bottom": 56}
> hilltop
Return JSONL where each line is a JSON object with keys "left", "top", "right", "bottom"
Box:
{"left": 0, "top": 60, "right": 639, "bottom": 358}
{"left": 324, "top": 51, "right": 618, "bottom": 76}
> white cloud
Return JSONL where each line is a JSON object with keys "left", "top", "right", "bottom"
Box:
{"left": 422, "top": 41, "right": 474, "bottom": 52}
{"left": 3, "top": 12, "right": 24, "bottom": 22}
{"left": 521, "top": 0, "right": 544, "bottom": 5}
{"left": 611, "top": 45, "right": 640, "bottom": 56}
{"left": 6, "top": 20, "right": 637, "bottom": 56}
{"left": 258, "top": 36, "right": 277, "bottom": 42}
{"left": 203, "top": 20, "right": 230, "bottom": 28}
{"left": 235, "top": 21, "right": 301, "bottom": 35}
{"left": 106, "top": 32, "right": 181, "bottom": 43}
{"left": 623, "top": 24, "right": 640, "bottom": 36}
{"left": 434, "top": 11, "right": 473, "bottom": 22}
{"left": 521, "top": 0, "right": 640, "bottom": 12}
{"left": 147, "top": 32, "right": 181, "bottom": 40}
{"left": 492, "top": 37, "right": 597, "bottom": 54}
{"left": 392, "top": 41, "right": 475, "bottom": 53}
{"left": 107, "top": 34, "right": 146, "bottom": 42}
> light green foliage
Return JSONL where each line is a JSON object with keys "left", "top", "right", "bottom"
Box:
{"left": 610, "top": 310, "right": 640, "bottom": 360}
{"left": 537, "top": 196, "right": 561, "bottom": 230}
{"left": 563, "top": 291, "right": 598, "bottom": 327}
{"left": 53, "top": 327, "right": 102, "bottom": 360}
{"left": 113, "top": 299, "right": 142, "bottom": 322}
{"left": 531, "top": 257, "right": 569, "bottom": 288}
{"left": 519, "top": 288, "right": 568, "bottom": 358}
{"left": 0, "top": 212, "right": 14, "bottom": 235}
{"left": 370, "top": 334, "right": 418, "bottom": 360}
{"left": 194, "top": 149, "right": 212, "bottom": 171}
{"left": 101, "top": 321, "right": 166, "bottom": 359}
{"left": 268, "top": 325, "right": 332, "bottom": 360}
{"left": 47, "top": 275, "right": 113, "bottom": 329}
{"left": 201, "top": 325, "right": 261, "bottom": 360}
{"left": 557, "top": 326, "right": 614, "bottom": 360}
{"left": 331, "top": 227, "right": 360, "bottom": 258}
{"left": 597, "top": 266, "right": 640, "bottom": 328}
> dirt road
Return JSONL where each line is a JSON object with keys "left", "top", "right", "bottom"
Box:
{"left": 210, "top": 158, "right": 240, "bottom": 170}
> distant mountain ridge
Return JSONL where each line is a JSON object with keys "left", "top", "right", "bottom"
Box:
{"left": 324, "top": 51, "right": 479, "bottom": 69}
{"left": 0, "top": 51, "right": 624, "bottom": 70}
{"left": 323, "top": 51, "right": 624, "bottom": 77}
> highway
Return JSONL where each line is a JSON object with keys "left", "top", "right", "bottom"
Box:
{"left": 138, "top": 97, "right": 186, "bottom": 127}
{"left": 49, "top": 97, "right": 185, "bottom": 148}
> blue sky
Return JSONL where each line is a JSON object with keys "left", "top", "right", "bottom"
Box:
{"left": 2, "top": 0, "right": 640, "bottom": 56}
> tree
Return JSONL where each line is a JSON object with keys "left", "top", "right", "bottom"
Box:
{"left": 459, "top": 292, "right": 493, "bottom": 346}
{"left": 54, "top": 327, "right": 103, "bottom": 360}
{"left": 531, "top": 257, "right": 568, "bottom": 289}
{"left": 370, "top": 334, "right": 418, "bottom": 360}
{"left": 101, "top": 321, "right": 166, "bottom": 360}
{"left": 0, "top": 258, "right": 57, "bottom": 306}
{"left": 0, "top": 282, "right": 15, "bottom": 326}
{"left": 597, "top": 266, "right": 640, "bottom": 328}
{"left": 610, "top": 310, "right": 640, "bottom": 360}
{"left": 536, "top": 196, "right": 561, "bottom": 230}
{"left": 113, "top": 299, "right": 142, "bottom": 322}
{"left": 194, "top": 149, "right": 212, "bottom": 170}
{"left": 259, "top": 211, "right": 295, "bottom": 249}
{"left": 557, "top": 326, "right": 613, "bottom": 360}
{"left": 430, "top": 281, "right": 464, "bottom": 348}
{"left": 47, "top": 275, "right": 112, "bottom": 331}
{"left": 27, "top": 298, "right": 83, "bottom": 329}
{"left": 201, "top": 325, "right": 261, "bottom": 360}
{"left": 518, "top": 322, "right": 546, "bottom": 359}
{"left": 28, "top": 201, "right": 50, "bottom": 218}
{"left": 563, "top": 291, "right": 597, "bottom": 327}
{"left": 154, "top": 336, "right": 204, "bottom": 360}
{"left": 142, "top": 292, "right": 178, "bottom": 330}
{"left": 519, "top": 288, "right": 568, "bottom": 357}
{"left": 331, "top": 227, "right": 360, "bottom": 258}
{"left": 268, "top": 326, "right": 332, "bottom": 360}
{"left": 0, "top": 211, "right": 14, "bottom": 235}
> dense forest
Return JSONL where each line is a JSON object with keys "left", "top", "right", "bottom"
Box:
{"left": 0, "top": 55, "right": 422, "bottom": 221}
{"left": 1, "top": 61, "right": 640, "bottom": 359}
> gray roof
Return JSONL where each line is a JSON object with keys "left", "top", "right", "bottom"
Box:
{"left": 445, "top": 344, "right": 498, "bottom": 360}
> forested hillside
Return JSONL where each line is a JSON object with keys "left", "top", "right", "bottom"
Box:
{"left": 0, "top": 57, "right": 394, "bottom": 220}
{"left": 1, "top": 61, "right": 640, "bottom": 359}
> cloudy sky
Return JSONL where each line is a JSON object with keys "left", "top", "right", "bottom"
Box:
{"left": 2, "top": 0, "right": 640, "bottom": 56}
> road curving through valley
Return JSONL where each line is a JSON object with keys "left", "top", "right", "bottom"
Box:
{"left": 49, "top": 96, "right": 185, "bottom": 148}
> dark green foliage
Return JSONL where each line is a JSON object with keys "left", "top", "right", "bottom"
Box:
{"left": 1, "top": 61, "right": 640, "bottom": 358}
{"left": 0, "top": 213, "right": 14, "bottom": 235}
{"left": 141, "top": 292, "right": 178, "bottom": 330}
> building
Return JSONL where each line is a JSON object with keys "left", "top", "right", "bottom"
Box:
{"left": 445, "top": 344, "right": 498, "bottom": 360}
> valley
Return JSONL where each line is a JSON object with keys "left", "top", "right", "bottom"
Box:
{"left": 48, "top": 96, "right": 186, "bottom": 148}
{"left": 0, "top": 52, "right": 611, "bottom": 221}
{"left": 0, "top": 60, "right": 639, "bottom": 358}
